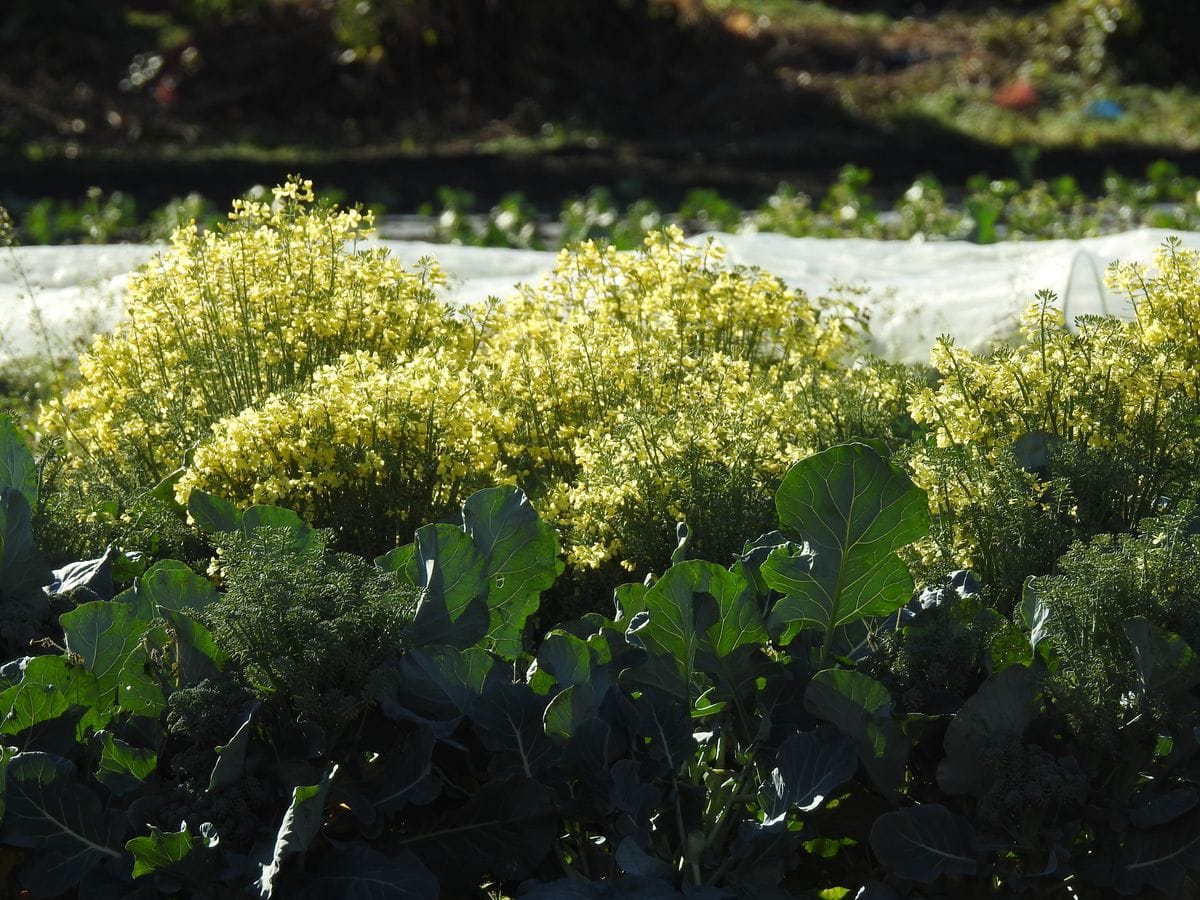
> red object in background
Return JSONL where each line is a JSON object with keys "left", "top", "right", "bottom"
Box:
{"left": 994, "top": 78, "right": 1039, "bottom": 111}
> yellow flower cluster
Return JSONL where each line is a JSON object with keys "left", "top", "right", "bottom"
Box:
{"left": 48, "top": 187, "right": 902, "bottom": 564}
{"left": 177, "top": 350, "right": 499, "bottom": 551}
{"left": 42, "top": 178, "right": 464, "bottom": 488}
{"left": 908, "top": 239, "right": 1200, "bottom": 568}
{"left": 480, "top": 227, "right": 888, "bottom": 569}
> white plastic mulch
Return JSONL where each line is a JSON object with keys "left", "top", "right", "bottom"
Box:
{"left": 2, "top": 229, "right": 1196, "bottom": 366}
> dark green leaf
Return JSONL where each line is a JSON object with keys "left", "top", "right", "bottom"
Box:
{"left": 0, "top": 752, "right": 123, "bottom": 895}
{"left": 767, "top": 444, "right": 928, "bottom": 647}
{"left": 869, "top": 804, "right": 977, "bottom": 883}
{"left": 1124, "top": 617, "right": 1200, "bottom": 697}
{"left": 0, "top": 744, "right": 14, "bottom": 823}
{"left": 375, "top": 647, "right": 495, "bottom": 735}
{"left": 0, "top": 654, "right": 107, "bottom": 744}
{"left": 614, "top": 580, "right": 650, "bottom": 623}
{"left": 536, "top": 630, "right": 593, "bottom": 690}
{"left": 544, "top": 683, "right": 598, "bottom": 740}
{"left": 208, "top": 705, "right": 257, "bottom": 791}
{"left": 60, "top": 601, "right": 164, "bottom": 719}
{"left": 294, "top": 843, "right": 438, "bottom": 900}
{"left": 805, "top": 668, "right": 907, "bottom": 798}
{"left": 0, "top": 415, "right": 36, "bottom": 506}
{"left": 93, "top": 730, "right": 156, "bottom": 796}
{"left": 471, "top": 681, "right": 558, "bottom": 778}
{"left": 1116, "top": 812, "right": 1200, "bottom": 895}
{"left": 46, "top": 548, "right": 116, "bottom": 601}
{"left": 2, "top": 487, "right": 46, "bottom": 600}
{"left": 1020, "top": 576, "right": 1053, "bottom": 661}
{"left": 1131, "top": 787, "right": 1200, "bottom": 830}
{"left": 937, "top": 665, "right": 1037, "bottom": 797}
{"left": 761, "top": 729, "right": 858, "bottom": 823}
{"left": 375, "top": 543, "right": 417, "bottom": 581}
{"left": 126, "top": 824, "right": 195, "bottom": 878}
{"left": 158, "top": 607, "right": 227, "bottom": 686}
{"left": 463, "top": 486, "right": 563, "bottom": 660}
{"left": 258, "top": 764, "right": 338, "bottom": 898}
{"left": 628, "top": 560, "right": 762, "bottom": 698}
{"left": 622, "top": 686, "right": 696, "bottom": 774}
{"left": 616, "top": 837, "right": 676, "bottom": 880}
{"left": 186, "top": 488, "right": 241, "bottom": 534}
{"left": 407, "top": 524, "right": 489, "bottom": 650}
{"left": 139, "top": 559, "right": 218, "bottom": 614}
{"left": 369, "top": 726, "right": 437, "bottom": 817}
{"left": 397, "top": 778, "right": 555, "bottom": 890}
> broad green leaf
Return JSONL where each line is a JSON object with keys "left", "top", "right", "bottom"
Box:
{"left": 1130, "top": 787, "right": 1200, "bottom": 830}
{"left": 370, "top": 726, "right": 437, "bottom": 817}
{"left": 614, "top": 581, "right": 650, "bottom": 622}
{"left": 396, "top": 778, "right": 555, "bottom": 891}
{"left": 767, "top": 444, "right": 928, "bottom": 648}
{"left": 407, "top": 524, "right": 489, "bottom": 649}
{"left": 46, "top": 548, "right": 116, "bottom": 601}
{"left": 615, "top": 837, "right": 676, "bottom": 880}
{"left": 690, "top": 687, "right": 727, "bottom": 719}
{"left": 805, "top": 668, "right": 908, "bottom": 798}
{"left": 258, "top": 764, "right": 339, "bottom": 898}
{"left": 158, "top": 607, "right": 227, "bottom": 686}
{"left": 0, "top": 744, "right": 14, "bottom": 823}
{"left": 1, "top": 487, "right": 46, "bottom": 600}
{"left": 375, "top": 543, "right": 417, "bottom": 582}
{"left": 187, "top": 489, "right": 241, "bottom": 534}
{"left": 0, "top": 752, "right": 123, "bottom": 896}
{"left": 0, "top": 414, "right": 36, "bottom": 506}
{"left": 1116, "top": 811, "right": 1200, "bottom": 895}
{"left": 937, "top": 664, "right": 1037, "bottom": 797}
{"left": 60, "top": 601, "right": 164, "bottom": 719}
{"left": 627, "top": 560, "right": 764, "bottom": 698}
{"left": 295, "top": 843, "right": 438, "bottom": 900}
{"left": 1125, "top": 617, "right": 1200, "bottom": 697}
{"left": 0, "top": 654, "right": 108, "bottom": 742}
{"left": 374, "top": 646, "right": 495, "bottom": 736}
{"left": 471, "top": 681, "right": 559, "bottom": 778}
{"left": 93, "top": 731, "right": 156, "bottom": 796}
{"left": 127, "top": 824, "right": 195, "bottom": 878}
{"left": 1020, "top": 576, "right": 1054, "bottom": 661}
{"left": 622, "top": 685, "right": 696, "bottom": 773}
{"left": 209, "top": 706, "right": 257, "bottom": 791}
{"left": 139, "top": 560, "right": 218, "bottom": 614}
{"left": 869, "top": 804, "right": 977, "bottom": 883}
{"left": 463, "top": 486, "right": 563, "bottom": 660}
{"left": 536, "top": 630, "right": 593, "bottom": 691}
{"left": 760, "top": 729, "right": 858, "bottom": 823}
{"left": 544, "top": 684, "right": 598, "bottom": 740}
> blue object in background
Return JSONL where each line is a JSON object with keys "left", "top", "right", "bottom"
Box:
{"left": 1086, "top": 98, "right": 1125, "bottom": 121}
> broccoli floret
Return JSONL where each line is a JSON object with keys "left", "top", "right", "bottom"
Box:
{"left": 976, "top": 741, "right": 1087, "bottom": 842}
{"left": 865, "top": 600, "right": 988, "bottom": 717}
{"left": 166, "top": 672, "right": 255, "bottom": 782}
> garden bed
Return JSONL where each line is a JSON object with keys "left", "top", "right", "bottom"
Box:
{"left": 2, "top": 180, "right": 1200, "bottom": 898}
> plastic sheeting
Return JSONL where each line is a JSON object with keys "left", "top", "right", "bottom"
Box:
{"left": 2, "top": 229, "right": 1196, "bottom": 365}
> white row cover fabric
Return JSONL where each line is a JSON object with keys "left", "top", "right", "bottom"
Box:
{"left": 2, "top": 229, "right": 1196, "bottom": 366}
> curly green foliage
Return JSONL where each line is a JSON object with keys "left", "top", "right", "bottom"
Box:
{"left": 909, "top": 444, "right": 1083, "bottom": 614}
{"left": 204, "top": 526, "right": 417, "bottom": 732}
{"left": 1034, "top": 504, "right": 1200, "bottom": 743}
